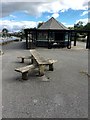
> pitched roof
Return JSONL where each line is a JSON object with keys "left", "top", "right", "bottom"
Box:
{"left": 38, "top": 17, "right": 69, "bottom": 30}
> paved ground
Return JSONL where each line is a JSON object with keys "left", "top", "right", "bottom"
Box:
{"left": 1, "top": 41, "right": 88, "bottom": 118}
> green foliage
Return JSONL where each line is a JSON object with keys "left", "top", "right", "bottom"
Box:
{"left": 68, "top": 27, "right": 74, "bottom": 30}
{"left": 2, "top": 28, "right": 9, "bottom": 37}
{"left": 2, "top": 28, "right": 9, "bottom": 33}
{"left": 37, "top": 22, "right": 44, "bottom": 28}
{"left": 74, "top": 21, "right": 90, "bottom": 31}
{"left": 83, "top": 23, "right": 90, "bottom": 30}
{"left": 74, "top": 21, "right": 84, "bottom": 30}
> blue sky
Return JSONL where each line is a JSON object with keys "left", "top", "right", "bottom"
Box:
{"left": 0, "top": 0, "right": 89, "bottom": 32}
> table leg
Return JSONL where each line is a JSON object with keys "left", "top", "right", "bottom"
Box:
{"left": 49, "top": 64, "right": 53, "bottom": 71}
{"left": 31, "top": 56, "right": 33, "bottom": 64}
{"left": 39, "top": 65, "right": 45, "bottom": 76}
{"left": 21, "top": 58, "right": 24, "bottom": 63}
{"left": 22, "top": 72, "right": 28, "bottom": 80}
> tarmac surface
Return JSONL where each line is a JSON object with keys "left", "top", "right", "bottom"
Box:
{"left": 1, "top": 41, "right": 88, "bottom": 118}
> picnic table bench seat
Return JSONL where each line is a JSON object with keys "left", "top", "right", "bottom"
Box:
{"left": 15, "top": 64, "right": 35, "bottom": 80}
{"left": 17, "top": 56, "right": 32, "bottom": 63}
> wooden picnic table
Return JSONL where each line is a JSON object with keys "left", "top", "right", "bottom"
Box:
{"left": 15, "top": 49, "right": 57, "bottom": 80}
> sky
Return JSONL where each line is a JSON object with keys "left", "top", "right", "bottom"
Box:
{"left": 0, "top": 0, "right": 90, "bottom": 32}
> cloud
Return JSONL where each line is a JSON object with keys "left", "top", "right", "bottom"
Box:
{"left": 52, "top": 13, "right": 59, "bottom": 18}
{"left": 46, "top": 15, "right": 50, "bottom": 19}
{"left": 59, "top": 0, "right": 88, "bottom": 11}
{"left": 81, "top": 11, "right": 88, "bottom": 16}
{"left": 1, "top": 0, "right": 88, "bottom": 18}
{"left": 61, "top": 18, "right": 88, "bottom": 28}
{"left": 81, "top": 10, "right": 90, "bottom": 16}
{"left": 62, "top": 22, "right": 74, "bottom": 27}
{"left": 1, "top": 0, "right": 47, "bottom": 2}
{"left": 88, "top": 1, "right": 90, "bottom": 8}
{"left": 65, "top": 24, "right": 74, "bottom": 27}
{"left": 0, "top": 0, "right": 89, "bottom": 31}
{"left": 9, "top": 14, "right": 17, "bottom": 18}
{"left": 0, "top": 18, "right": 88, "bottom": 32}
{"left": 75, "top": 18, "right": 88, "bottom": 25}
{"left": 88, "top": 18, "right": 90, "bottom": 23}
{"left": 0, "top": 20, "right": 38, "bottom": 32}
{"left": 1, "top": 2, "right": 43, "bottom": 17}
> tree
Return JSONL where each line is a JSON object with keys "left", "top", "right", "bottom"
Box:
{"left": 74, "top": 21, "right": 84, "bottom": 30}
{"left": 68, "top": 27, "right": 74, "bottom": 30}
{"left": 2, "top": 28, "right": 9, "bottom": 37}
{"left": 2, "top": 28, "right": 8, "bottom": 33}
{"left": 37, "top": 22, "right": 44, "bottom": 28}
{"left": 83, "top": 23, "right": 90, "bottom": 30}
{"left": 20, "top": 28, "right": 26, "bottom": 40}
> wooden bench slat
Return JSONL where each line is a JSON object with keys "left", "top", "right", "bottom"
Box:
{"left": 15, "top": 64, "right": 35, "bottom": 73}
{"left": 17, "top": 56, "right": 31, "bottom": 59}
{"left": 30, "top": 50, "right": 49, "bottom": 65}
{"left": 15, "top": 64, "right": 35, "bottom": 80}
{"left": 30, "top": 50, "right": 57, "bottom": 65}
{"left": 47, "top": 59, "right": 57, "bottom": 64}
